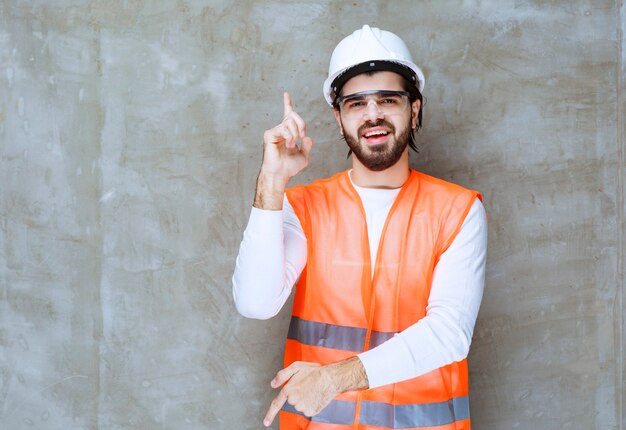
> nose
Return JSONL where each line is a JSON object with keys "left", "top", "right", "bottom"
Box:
{"left": 363, "top": 99, "right": 385, "bottom": 121}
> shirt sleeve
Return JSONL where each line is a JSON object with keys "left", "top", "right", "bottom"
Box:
{"left": 232, "top": 196, "right": 307, "bottom": 319}
{"left": 357, "top": 198, "right": 488, "bottom": 388}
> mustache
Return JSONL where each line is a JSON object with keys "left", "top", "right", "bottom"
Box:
{"left": 357, "top": 120, "right": 396, "bottom": 136}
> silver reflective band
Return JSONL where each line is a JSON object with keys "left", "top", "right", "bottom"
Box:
{"left": 287, "top": 316, "right": 397, "bottom": 352}
{"left": 336, "top": 89, "right": 410, "bottom": 118}
{"left": 360, "top": 396, "right": 470, "bottom": 428}
{"left": 370, "top": 329, "right": 396, "bottom": 347}
{"left": 282, "top": 399, "right": 356, "bottom": 425}
{"left": 282, "top": 396, "right": 470, "bottom": 428}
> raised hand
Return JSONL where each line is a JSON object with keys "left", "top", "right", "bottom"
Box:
{"left": 261, "top": 92, "right": 314, "bottom": 180}
{"left": 254, "top": 92, "right": 314, "bottom": 210}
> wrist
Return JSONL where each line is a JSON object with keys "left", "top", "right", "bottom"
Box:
{"left": 325, "top": 356, "right": 369, "bottom": 394}
{"left": 253, "top": 171, "right": 289, "bottom": 210}
{"left": 258, "top": 170, "right": 290, "bottom": 188}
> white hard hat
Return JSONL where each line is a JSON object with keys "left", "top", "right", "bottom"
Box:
{"left": 323, "top": 25, "right": 425, "bottom": 106}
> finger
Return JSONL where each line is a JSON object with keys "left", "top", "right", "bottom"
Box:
{"left": 282, "top": 93, "right": 306, "bottom": 138}
{"left": 263, "top": 389, "right": 288, "bottom": 427}
{"left": 281, "top": 119, "right": 300, "bottom": 148}
{"left": 283, "top": 92, "right": 293, "bottom": 118}
{"left": 285, "top": 110, "right": 306, "bottom": 139}
{"left": 271, "top": 363, "right": 300, "bottom": 388}
{"left": 300, "top": 136, "right": 314, "bottom": 160}
{"left": 263, "top": 124, "right": 293, "bottom": 145}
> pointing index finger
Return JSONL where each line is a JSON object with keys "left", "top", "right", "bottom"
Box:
{"left": 283, "top": 92, "right": 294, "bottom": 118}
{"left": 264, "top": 388, "right": 287, "bottom": 427}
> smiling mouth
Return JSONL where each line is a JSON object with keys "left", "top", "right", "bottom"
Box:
{"left": 363, "top": 129, "right": 390, "bottom": 138}
{"left": 361, "top": 128, "right": 392, "bottom": 146}
{"left": 358, "top": 120, "right": 395, "bottom": 142}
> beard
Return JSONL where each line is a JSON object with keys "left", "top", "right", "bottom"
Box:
{"left": 343, "top": 117, "right": 412, "bottom": 172}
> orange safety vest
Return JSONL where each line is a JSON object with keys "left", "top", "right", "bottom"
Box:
{"left": 282, "top": 169, "right": 481, "bottom": 430}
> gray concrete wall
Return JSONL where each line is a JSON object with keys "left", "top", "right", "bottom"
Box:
{"left": 0, "top": 1, "right": 623, "bottom": 429}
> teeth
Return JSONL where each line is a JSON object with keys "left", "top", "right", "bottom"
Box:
{"left": 365, "top": 130, "right": 389, "bottom": 138}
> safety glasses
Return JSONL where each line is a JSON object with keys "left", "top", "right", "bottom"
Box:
{"left": 336, "top": 90, "right": 410, "bottom": 119}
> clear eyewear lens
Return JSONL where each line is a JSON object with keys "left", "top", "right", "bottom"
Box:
{"left": 338, "top": 90, "right": 409, "bottom": 118}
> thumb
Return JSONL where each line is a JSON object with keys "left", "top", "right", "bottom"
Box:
{"left": 301, "top": 136, "right": 314, "bottom": 160}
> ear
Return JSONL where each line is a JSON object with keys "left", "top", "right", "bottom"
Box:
{"left": 411, "top": 99, "right": 421, "bottom": 129}
{"left": 333, "top": 108, "right": 344, "bottom": 136}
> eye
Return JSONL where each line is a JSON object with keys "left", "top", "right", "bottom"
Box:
{"left": 380, "top": 97, "right": 400, "bottom": 105}
{"left": 346, "top": 99, "right": 366, "bottom": 108}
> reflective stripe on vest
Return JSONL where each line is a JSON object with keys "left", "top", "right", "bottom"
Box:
{"left": 282, "top": 396, "right": 470, "bottom": 428}
{"left": 287, "top": 316, "right": 396, "bottom": 352}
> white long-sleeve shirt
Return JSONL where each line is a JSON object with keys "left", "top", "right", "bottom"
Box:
{"left": 232, "top": 175, "right": 487, "bottom": 388}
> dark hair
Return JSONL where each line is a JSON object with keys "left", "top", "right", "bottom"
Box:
{"left": 402, "top": 76, "right": 425, "bottom": 152}
{"left": 334, "top": 70, "right": 425, "bottom": 153}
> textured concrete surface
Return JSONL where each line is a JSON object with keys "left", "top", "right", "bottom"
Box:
{"left": 0, "top": 1, "right": 623, "bottom": 429}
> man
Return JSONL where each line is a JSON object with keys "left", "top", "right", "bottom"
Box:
{"left": 233, "top": 25, "right": 487, "bottom": 429}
